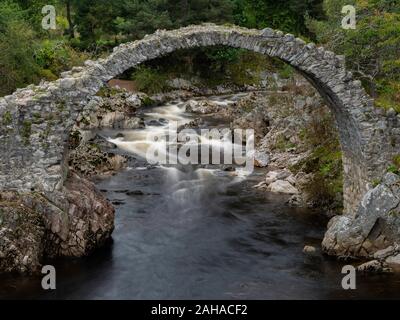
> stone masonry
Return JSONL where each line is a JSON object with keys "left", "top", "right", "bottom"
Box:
{"left": 0, "top": 24, "right": 399, "bottom": 259}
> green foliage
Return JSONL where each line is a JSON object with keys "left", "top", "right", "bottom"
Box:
{"left": 96, "top": 86, "right": 125, "bottom": 98}
{"left": 12, "top": 0, "right": 59, "bottom": 32}
{"left": 387, "top": 155, "right": 400, "bottom": 175}
{"left": 278, "top": 64, "right": 295, "bottom": 79}
{"left": 21, "top": 120, "right": 32, "bottom": 145}
{"left": 74, "top": 0, "right": 235, "bottom": 44}
{"left": 0, "top": 0, "right": 324, "bottom": 96}
{"left": 307, "top": 0, "right": 400, "bottom": 112}
{"left": 0, "top": 1, "right": 90, "bottom": 96}
{"left": 274, "top": 134, "right": 296, "bottom": 151}
{"left": 393, "top": 155, "right": 400, "bottom": 169}
{"left": 387, "top": 165, "right": 399, "bottom": 175}
{"left": 35, "top": 39, "right": 89, "bottom": 77}
{"left": 2, "top": 111, "right": 12, "bottom": 126}
{"left": 234, "top": 0, "right": 323, "bottom": 36}
{"left": 141, "top": 96, "right": 156, "bottom": 107}
{"left": 227, "top": 50, "right": 270, "bottom": 86}
{"left": 131, "top": 66, "right": 169, "bottom": 94}
{"left": 0, "top": 1, "right": 40, "bottom": 96}
{"left": 372, "top": 179, "right": 381, "bottom": 188}
{"left": 130, "top": 46, "right": 275, "bottom": 90}
{"left": 291, "top": 110, "right": 343, "bottom": 209}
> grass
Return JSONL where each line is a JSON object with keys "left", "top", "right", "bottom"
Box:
{"left": 274, "top": 134, "right": 296, "bottom": 151}
{"left": 290, "top": 109, "right": 344, "bottom": 210}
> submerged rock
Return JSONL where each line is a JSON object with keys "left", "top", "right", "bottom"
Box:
{"left": 386, "top": 254, "right": 400, "bottom": 266}
{"left": 357, "top": 260, "right": 392, "bottom": 273}
{"left": 265, "top": 170, "right": 291, "bottom": 185}
{"left": 374, "top": 246, "right": 397, "bottom": 260}
{"left": 303, "top": 245, "right": 317, "bottom": 255}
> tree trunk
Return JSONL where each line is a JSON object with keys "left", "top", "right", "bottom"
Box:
{"left": 66, "top": 0, "right": 74, "bottom": 38}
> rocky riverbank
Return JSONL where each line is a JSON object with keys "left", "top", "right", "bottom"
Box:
{"left": 161, "top": 75, "right": 343, "bottom": 213}
{"left": 1, "top": 73, "right": 398, "bottom": 274}
{"left": 0, "top": 170, "right": 114, "bottom": 273}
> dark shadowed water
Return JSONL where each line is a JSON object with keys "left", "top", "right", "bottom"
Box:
{"left": 1, "top": 94, "right": 400, "bottom": 300}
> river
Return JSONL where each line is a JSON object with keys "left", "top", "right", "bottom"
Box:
{"left": 1, "top": 93, "right": 400, "bottom": 300}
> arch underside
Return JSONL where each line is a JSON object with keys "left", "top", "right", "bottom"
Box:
{"left": 0, "top": 24, "right": 396, "bottom": 216}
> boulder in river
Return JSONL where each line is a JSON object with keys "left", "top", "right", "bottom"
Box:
{"left": 303, "top": 245, "right": 317, "bottom": 255}
{"left": 265, "top": 170, "right": 291, "bottom": 185}
{"left": 386, "top": 254, "right": 400, "bottom": 266}
{"left": 185, "top": 100, "right": 221, "bottom": 114}
{"left": 254, "top": 151, "right": 270, "bottom": 167}
{"left": 268, "top": 180, "right": 299, "bottom": 194}
{"left": 357, "top": 260, "right": 392, "bottom": 273}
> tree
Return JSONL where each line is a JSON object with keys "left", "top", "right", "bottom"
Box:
{"left": 0, "top": 1, "right": 40, "bottom": 95}
{"left": 64, "top": 0, "right": 74, "bottom": 38}
{"left": 307, "top": 0, "right": 400, "bottom": 110}
{"left": 234, "top": 0, "right": 323, "bottom": 36}
{"left": 73, "top": 0, "right": 122, "bottom": 43}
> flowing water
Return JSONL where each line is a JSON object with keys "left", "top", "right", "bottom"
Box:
{"left": 1, "top": 93, "right": 400, "bottom": 300}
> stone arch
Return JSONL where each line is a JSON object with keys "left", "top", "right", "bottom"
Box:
{"left": 0, "top": 24, "right": 398, "bottom": 216}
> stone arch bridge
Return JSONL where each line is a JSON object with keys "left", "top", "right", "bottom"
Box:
{"left": 0, "top": 24, "right": 399, "bottom": 259}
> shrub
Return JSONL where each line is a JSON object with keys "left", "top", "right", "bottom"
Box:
{"left": 131, "top": 67, "right": 169, "bottom": 94}
{"left": 226, "top": 50, "right": 270, "bottom": 87}
{"left": 34, "top": 40, "right": 89, "bottom": 78}
{"left": 291, "top": 108, "right": 343, "bottom": 210}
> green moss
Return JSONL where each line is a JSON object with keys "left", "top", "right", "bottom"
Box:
{"left": 372, "top": 179, "right": 381, "bottom": 188}
{"left": 290, "top": 110, "right": 343, "bottom": 210}
{"left": 2, "top": 111, "right": 12, "bottom": 126}
{"left": 56, "top": 101, "right": 66, "bottom": 112}
{"left": 389, "top": 210, "right": 400, "bottom": 217}
{"left": 32, "top": 112, "right": 43, "bottom": 124}
{"left": 278, "top": 64, "right": 294, "bottom": 79}
{"left": 274, "top": 134, "right": 296, "bottom": 151}
{"left": 39, "top": 121, "right": 53, "bottom": 149}
{"left": 21, "top": 120, "right": 32, "bottom": 145}
{"left": 97, "top": 86, "right": 125, "bottom": 97}
{"left": 141, "top": 96, "right": 155, "bottom": 107}
{"left": 393, "top": 155, "right": 400, "bottom": 169}
{"left": 387, "top": 165, "right": 399, "bottom": 175}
